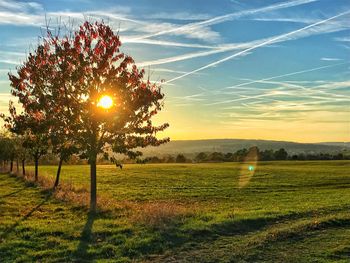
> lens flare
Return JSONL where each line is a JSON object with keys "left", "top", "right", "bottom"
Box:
{"left": 97, "top": 95, "right": 113, "bottom": 109}
{"left": 238, "top": 147, "right": 258, "bottom": 188}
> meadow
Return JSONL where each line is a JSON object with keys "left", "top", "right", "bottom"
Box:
{"left": 1, "top": 161, "right": 350, "bottom": 262}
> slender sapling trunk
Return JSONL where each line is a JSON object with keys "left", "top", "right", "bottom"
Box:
{"left": 10, "top": 159, "right": 13, "bottom": 172}
{"left": 34, "top": 157, "right": 39, "bottom": 181}
{"left": 54, "top": 157, "right": 63, "bottom": 188}
{"left": 22, "top": 159, "right": 25, "bottom": 176}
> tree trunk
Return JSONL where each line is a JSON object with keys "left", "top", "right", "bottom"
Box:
{"left": 34, "top": 157, "right": 39, "bottom": 181}
{"left": 90, "top": 156, "right": 97, "bottom": 213}
{"left": 16, "top": 159, "right": 19, "bottom": 173}
{"left": 54, "top": 157, "right": 63, "bottom": 188}
{"left": 10, "top": 159, "right": 13, "bottom": 172}
{"left": 22, "top": 159, "right": 26, "bottom": 176}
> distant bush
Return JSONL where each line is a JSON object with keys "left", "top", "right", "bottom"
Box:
{"left": 176, "top": 154, "right": 187, "bottom": 163}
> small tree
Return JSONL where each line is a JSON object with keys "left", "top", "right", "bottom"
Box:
{"left": 260, "top": 149, "right": 275, "bottom": 161}
{"left": 195, "top": 152, "right": 207, "bottom": 163}
{"left": 7, "top": 21, "right": 169, "bottom": 212}
{"left": 176, "top": 154, "right": 186, "bottom": 163}
{"left": 234, "top": 148, "right": 248, "bottom": 162}
{"left": 208, "top": 152, "right": 224, "bottom": 162}
{"left": 274, "top": 148, "right": 288, "bottom": 160}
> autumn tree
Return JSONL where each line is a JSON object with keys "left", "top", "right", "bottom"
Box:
{"left": 7, "top": 21, "right": 169, "bottom": 212}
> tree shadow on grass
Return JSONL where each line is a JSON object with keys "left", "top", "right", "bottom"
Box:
{"left": 0, "top": 187, "right": 26, "bottom": 198}
{"left": 140, "top": 204, "right": 350, "bottom": 259}
{"left": 0, "top": 192, "right": 51, "bottom": 243}
{"left": 73, "top": 211, "right": 96, "bottom": 262}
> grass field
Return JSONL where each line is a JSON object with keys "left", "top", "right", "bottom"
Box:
{"left": 1, "top": 161, "right": 350, "bottom": 262}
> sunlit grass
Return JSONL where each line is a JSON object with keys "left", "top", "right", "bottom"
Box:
{"left": 1, "top": 161, "right": 349, "bottom": 262}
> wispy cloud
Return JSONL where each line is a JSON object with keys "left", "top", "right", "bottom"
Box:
{"left": 334, "top": 36, "right": 350, "bottom": 42}
{"left": 212, "top": 78, "right": 350, "bottom": 123}
{"left": 0, "top": 0, "right": 43, "bottom": 12}
{"left": 224, "top": 62, "right": 348, "bottom": 90}
{"left": 147, "top": 12, "right": 211, "bottom": 21}
{"left": 150, "top": 68, "right": 189, "bottom": 74}
{"left": 0, "top": 51, "right": 27, "bottom": 66}
{"left": 0, "top": 69, "right": 10, "bottom": 74}
{"left": 0, "top": 6, "right": 221, "bottom": 43}
{"left": 321, "top": 57, "right": 343, "bottom": 61}
{"left": 123, "top": 38, "right": 218, "bottom": 49}
{"left": 232, "top": 78, "right": 350, "bottom": 101}
{"left": 252, "top": 17, "right": 317, "bottom": 24}
{"left": 173, "top": 93, "right": 207, "bottom": 102}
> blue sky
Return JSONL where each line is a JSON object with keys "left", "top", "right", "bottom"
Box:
{"left": 0, "top": 0, "right": 349, "bottom": 142}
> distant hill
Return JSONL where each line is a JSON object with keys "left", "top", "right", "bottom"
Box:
{"left": 319, "top": 142, "right": 350, "bottom": 147}
{"left": 141, "top": 139, "right": 350, "bottom": 157}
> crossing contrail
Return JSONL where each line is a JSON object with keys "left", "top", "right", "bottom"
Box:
{"left": 164, "top": 10, "right": 350, "bottom": 84}
{"left": 224, "top": 62, "right": 349, "bottom": 90}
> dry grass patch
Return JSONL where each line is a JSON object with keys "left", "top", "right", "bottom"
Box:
{"left": 130, "top": 201, "right": 197, "bottom": 229}
{"left": 7, "top": 170, "right": 198, "bottom": 229}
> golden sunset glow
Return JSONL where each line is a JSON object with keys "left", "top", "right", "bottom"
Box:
{"left": 97, "top": 95, "right": 113, "bottom": 109}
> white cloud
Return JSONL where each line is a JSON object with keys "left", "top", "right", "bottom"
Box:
{"left": 334, "top": 36, "right": 350, "bottom": 42}
{"left": 0, "top": 0, "right": 43, "bottom": 12}
{"left": 147, "top": 12, "right": 211, "bottom": 21}
{"left": 0, "top": 7, "right": 220, "bottom": 43}
{"left": 252, "top": 17, "right": 317, "bottom": 24}
{"left": 321, "top": 57, "right": 343, "bottom": 61}
{"left": 0, "top": 51, "right": 27, "bottom": 66}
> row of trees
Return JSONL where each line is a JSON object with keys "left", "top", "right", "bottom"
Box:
{"left": 0, "top": 133, "right": 26, "bottom": 174}
{"left": 142, "top": 147, "right": 349, "bottom": 163}
{"left": 1, "top": 21, "right": 169, "bottom": 212}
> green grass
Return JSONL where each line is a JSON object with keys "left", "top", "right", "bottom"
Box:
{"left": 1, "top": 161, "right": 350, "bottom": 262}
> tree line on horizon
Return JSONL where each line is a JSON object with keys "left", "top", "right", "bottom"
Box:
{"left": 1, "top": 137, "right": 347, "bottom": 173}
{"left": 140, "top": 146, "right": 349, "bottom": 163}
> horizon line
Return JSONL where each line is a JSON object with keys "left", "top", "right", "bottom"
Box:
{"left": 163, "top": 138, "right": 350, "bottom": 144}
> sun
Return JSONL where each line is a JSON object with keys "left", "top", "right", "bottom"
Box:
{"left": 97, "top": 95, "right": 113, "bottom": 109}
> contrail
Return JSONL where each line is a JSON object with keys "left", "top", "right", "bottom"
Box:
{"left": 206, "top": 89, "right": 287, "bottom": 106}
{"left": 136, "top": 40, "right": 260, "bottom": 67}
{"left": 224, "top": 62, "right": 349, "bottom": 90}
{"left": 130, "top": 0, "right": 318, "bottom": 41}
{"left": 232, "top": 78, "right": 350, "bottom": 101}
{"left": 164, "top": 10, "right": 350, "bottom": 84}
